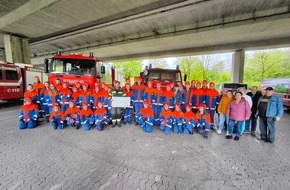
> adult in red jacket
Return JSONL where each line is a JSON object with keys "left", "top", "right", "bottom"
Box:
{"left": 124, "top": 83, "right": 134, "bottom": 124}
{"left": 181, "top": 81, "right": 192, "bottom": 112}
{"left": 190, "top": 81, "right": 205, "bottom": 113}
{"left": 204, "top": 82, "right": 219, "bottom": 129}
{"left": 57, "top": 82, "right": 72, "bottom": 112}
{"left": 132, "top": 76, "right": 146, "bottom": 122}
{"left": 144, "top": 80, "right": 155, "bottom": 105}
{"left": 163, "top": 84, "right": 175, "bottom": 111}
{"left": 137, "top": 100, "right": 154, "bottom": 133}
{"left": 19, "top": 98, "right": 39, "bottom": 129}
{"left": 152, "top": 81, "right": 164, "bottom": 125}
{"left": 39, "top": 81, "right": 50, "bottom": 120}
{"left": 33, "top": 76, "right": 44, "bottom": 116}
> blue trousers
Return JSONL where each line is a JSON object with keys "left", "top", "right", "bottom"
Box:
{"left": 134, "top": 102, "right": 143, "bottom": 121}
{"left": 66, "top": 116, "right": 80, "bottom": 126}
{"left": 228, "top": 119, "right": 244, "bottom": 137}
{"left": 160, "top": 118, "right": 173, "bottom": 135}
{"left": 60, "top": 104, "right": 69, "bottom": 113}
{"left": 95, "top": 115, "right": 107, "bottom": 131}
{"left": 124, "top": 108, "right": 132, "bottom": 123}
{"left": 152, "top": 105, "right": 162, "bottom": 125}
{"left": 81, "top": 117, "right": 95, "bottom": 131}
{"left": 209, "top": 110, "right": 215, "bottom": 128}
{"left": 197, "top": 123, "right": 211, "bottom": 137}
{"left": 183, "top": 123, "right": 195, "bottom": 135}
{"left": 137, "top": 116, "right": 154, "bottom": 133}
{"left": 218, "top": 113, "right": 228, "bottom": 131}
{"left": 50, "top": 119, "right": 63, "bottom": 129}
{"left": 173, "top": 118, "right": 183, "bottom": 133}
{"left": 259, "top": 117, "right": 276, "bottom": 142}
{"left": 19, "top": 120, "right": 35, "bottom": 129}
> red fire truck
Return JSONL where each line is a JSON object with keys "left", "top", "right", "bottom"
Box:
{"left": 140, "top": 64, "right": 186, "bottom": 87}
{"left": 0, "top": 62, "right": 46, "bottom": 101}
{"left": 44, "top": 51, "right": 112, "bottom": 88}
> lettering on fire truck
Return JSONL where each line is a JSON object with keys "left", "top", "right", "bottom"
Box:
{"left": 7, "top": 88, "right": 20, "bottom": 93}
{"left": 62, "top": 79, "right": 85, "bottom": 84}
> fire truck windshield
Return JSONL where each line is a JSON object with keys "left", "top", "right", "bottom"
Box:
{"left": 49, "top": 59, "right": 96, "bottom": 75}
{"left": 148, "top": 70, "right": 181, "bottom": 82}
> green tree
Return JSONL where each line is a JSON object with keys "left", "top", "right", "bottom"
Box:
{"left": 179, "top": 56, "right": 204, "bottom": 81}
{"left": 113, "top": 60, "right": 142, "bottom": 79}
{"left": 244, "top": 50, "right": 287, "bottom": 86}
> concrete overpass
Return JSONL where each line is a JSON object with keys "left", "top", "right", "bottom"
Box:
{"left": 1, "top": 0, "right": 290, "bottom": 82}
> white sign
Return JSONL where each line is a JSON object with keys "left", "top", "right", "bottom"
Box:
{"left": 111, "top": 97, "right": 131, "bottom": 108}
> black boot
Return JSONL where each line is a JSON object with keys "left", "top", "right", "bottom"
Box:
{"left": 118, "top": 122, "right": 122, "bottom": 127}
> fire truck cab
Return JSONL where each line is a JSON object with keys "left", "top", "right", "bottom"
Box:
{"left": 44, "top": 51, "right": 106, "bottom": 88}
{"left": 0, "top": 62, "right": 46, "bottom": 101}
{"left": 141, "top": 64, "right": 186, "bottom": 88}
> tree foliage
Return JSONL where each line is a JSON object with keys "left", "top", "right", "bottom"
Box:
{"left": 178, "top": 56, "right": 231, "bottom": 84}
{"left": 113, "top": 60, "right": 142, "bottom": 79}
{"left": 244, "top": 49, "right": 290, "bottom": 87}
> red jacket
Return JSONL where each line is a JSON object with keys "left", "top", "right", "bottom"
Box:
{"left": 139, "top": 107, "right": 154, "bottom": 118}
{"left": 19, "top": 103, "right": 38, "bottom": 121}
{"left": 94, "top": 107, "right": 107, "bottom": 118}
{"left": 33, "top": 82, "right": 44, "bottom": 95}
{"left": 144, "top": 87, "right": 155, "bottom": 103}
{"left": 160, "top": 109, "right": 172, "bottom": 120}
{"left": 172, "top": 110, "right": 184, "bottom": 119}
{"left": 55, "top": 84, "right": 62, "bottom": 92}
{"left": 195, "top": 112, "right": 210, "bottom": 124}
{"left": 184, "top": 111, "right": 196, "bottom": 122}
{"left": 24, "top": 90, "right": 38, "bottom": 102}
{"left": 72, "top": 91, "right": 81, "bottom": 101}
{"left": 49, "top": 111, "right": 64, "bottom": 121}
{"left": 64, "top": 107, "right": 80, "bottom": 118}
{"left": 79, "top": 109, "right": 93, "bottom": 118}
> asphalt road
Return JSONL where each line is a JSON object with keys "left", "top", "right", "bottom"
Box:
{"left": 0, "top": 102, "right": 290, "bottom": 190}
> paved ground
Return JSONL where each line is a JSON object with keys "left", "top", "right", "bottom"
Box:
{"left": 0, "top": 102, "right": 290, "bottom": 190}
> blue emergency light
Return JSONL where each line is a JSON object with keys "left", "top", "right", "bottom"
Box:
{"left": 89, "top": 52, "right": 94, "bottom": 57}
{"left": 56, "top": 51, "right": 62, "bottom": 55}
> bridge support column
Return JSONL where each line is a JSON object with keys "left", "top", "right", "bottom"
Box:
{"left": 4, "top": 34, "right": 31, "bottom": 64}
{"left": 231, "top": 50, "right": 245, "bottom": 83}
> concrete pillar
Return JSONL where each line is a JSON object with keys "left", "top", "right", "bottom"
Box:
{"left": 4, "top": 34, "right": 31, "bottom": 64}
{"left": 231, "top": 50, "right": 245, "bottom": 83}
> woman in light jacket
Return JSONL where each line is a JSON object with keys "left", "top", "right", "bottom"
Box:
{"left": 226, "top": 92, "right": 251, "bottom": 141}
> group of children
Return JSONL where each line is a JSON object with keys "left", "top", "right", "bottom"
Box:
{"left": 19, "top": 75, "right": 220, "bottom": 138}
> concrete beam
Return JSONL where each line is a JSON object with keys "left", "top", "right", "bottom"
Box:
{"left": 89, "top": 37, "right": 290, "bottom": 62}
{"left": 0, "top": 0, "right": 61, "bottom": 30}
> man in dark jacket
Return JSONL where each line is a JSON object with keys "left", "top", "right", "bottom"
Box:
{"left": 246, "top": 86, "right": 262, "bottom": 136}
{"left": 109, "top": 81, "right": 126, "bottom": 127}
